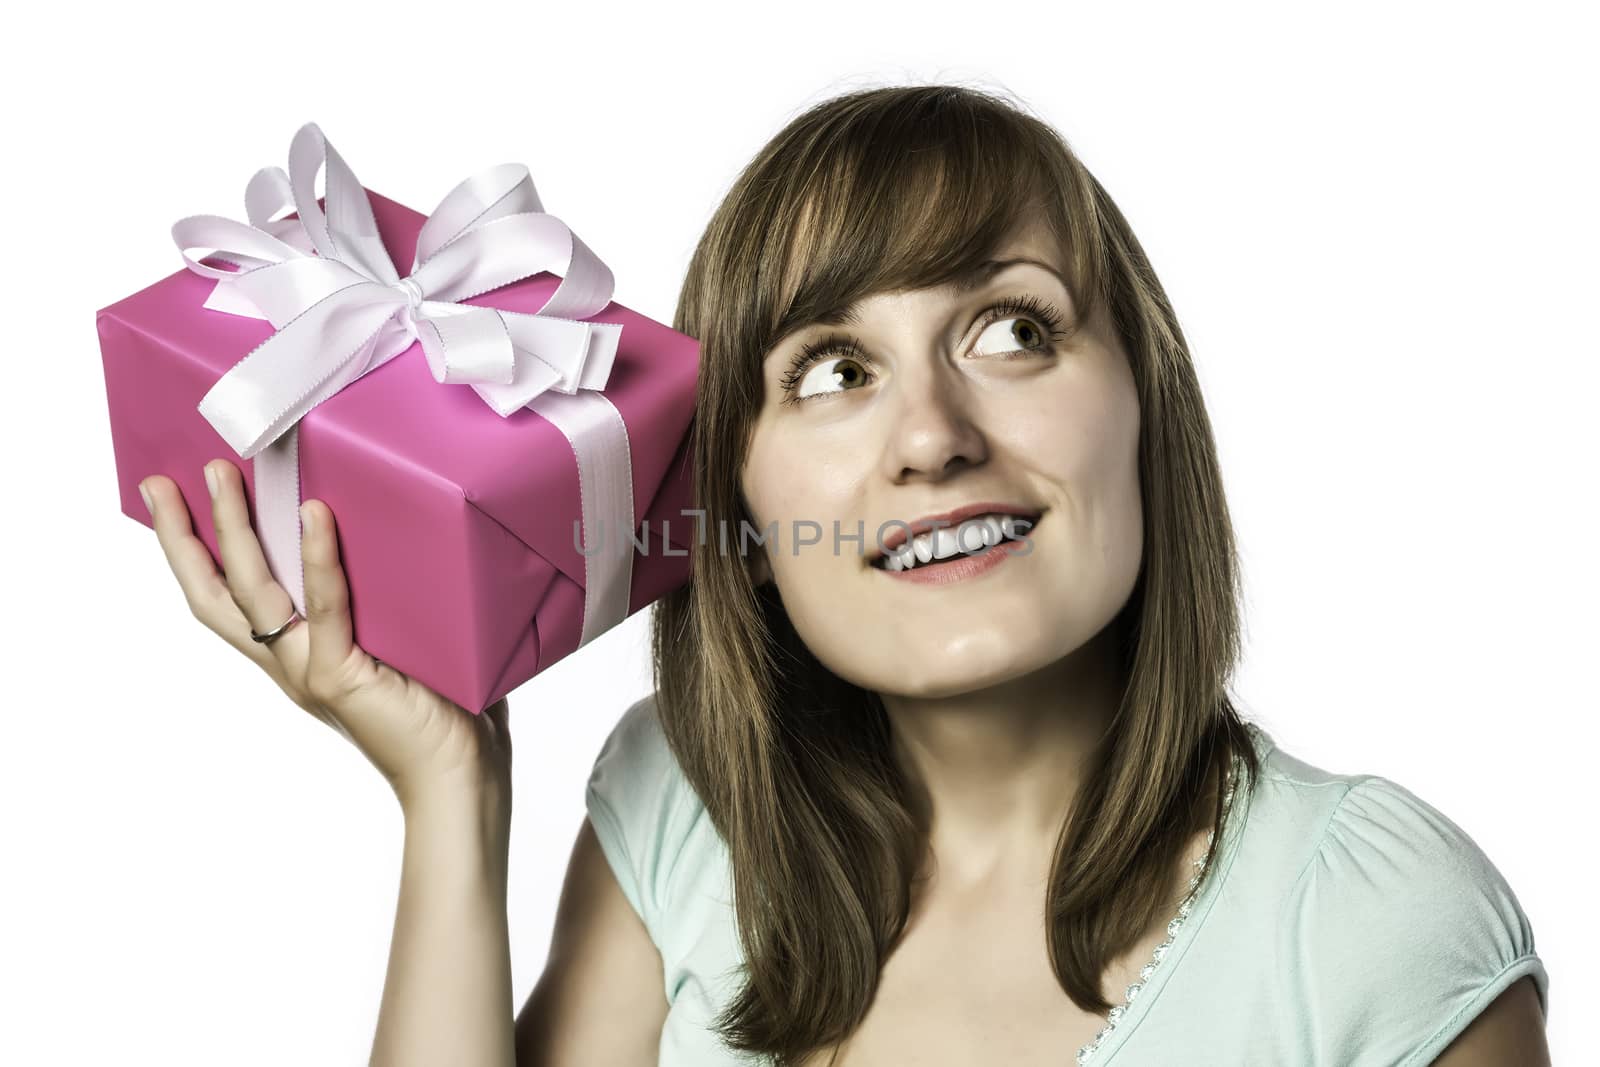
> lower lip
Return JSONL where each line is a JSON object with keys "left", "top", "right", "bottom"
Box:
{"left": 873, "top": 530, "right": 1036, "bottom": 585}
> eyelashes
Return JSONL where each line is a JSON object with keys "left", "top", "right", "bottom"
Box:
{"left": 777, "top": 292, "right": 1071, "bottom": 405}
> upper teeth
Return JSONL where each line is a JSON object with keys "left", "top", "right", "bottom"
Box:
{"left": 879, "top": 514, "right": 1035, "bottom": 572}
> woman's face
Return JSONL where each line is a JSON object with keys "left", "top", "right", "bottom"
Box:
{"left": 739, "top": 216, "right": 1143, "bottom": 699}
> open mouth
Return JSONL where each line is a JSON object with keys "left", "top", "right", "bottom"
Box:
{"left": 870, "top": 512, "right": 1042, "bottom": 573}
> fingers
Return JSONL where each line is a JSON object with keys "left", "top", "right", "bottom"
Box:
{"left": 141, "top": 465, "right": 357, "bottom": 734}
{"left": 143, "top": 474, "right": 235, "bottom": 624}
{"left": 204, "top": 459, "right": 302, "bottom": 657}
{"left": 142, "top": 470, "right": 317, "bottom": 713}
{"left": 298, "top": 498, "right": 360, "bottom": 695}
{"left": 145, "top": 472, "right": 283, "bottom": 670}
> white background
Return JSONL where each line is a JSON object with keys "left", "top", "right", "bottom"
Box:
{"left": 3, "top": 1, "right": 1593, "bottom": 1063}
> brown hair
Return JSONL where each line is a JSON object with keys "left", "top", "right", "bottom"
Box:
{"left": 650, "top": 82, "right": 1262, "bottom": 1065}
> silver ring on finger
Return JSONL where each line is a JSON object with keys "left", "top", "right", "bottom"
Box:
{"left": 251, "top": 610, "right": 302, "bottom": 645}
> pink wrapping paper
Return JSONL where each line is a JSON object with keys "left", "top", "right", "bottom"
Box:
{"left": 98, "top": 187, "right": 700, "bottom": 714}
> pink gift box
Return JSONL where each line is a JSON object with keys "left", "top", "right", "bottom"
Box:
{"left": 98, "top": 188, "right": 700, "bottom": 714}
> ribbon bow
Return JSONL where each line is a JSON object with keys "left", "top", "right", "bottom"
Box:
{"left": 171, "top": 123, "right": 637, "bottom": 653}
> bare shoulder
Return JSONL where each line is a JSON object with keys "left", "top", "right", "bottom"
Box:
{"left": 1430, "top": 975, "right": 1549, "bottom": 1067}
{"left": 514, "top": 815, "right": 670, "bottom": 1067}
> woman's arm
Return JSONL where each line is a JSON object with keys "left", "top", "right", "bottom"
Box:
{"left": 369, "top": 790, "right": 515, "bottom": 1067}
{"left": 1430, "top": 975, "right": 1550, "bottom": 1067}
{"left": 514, "top": 817, "right": 670, "bottom": 1067}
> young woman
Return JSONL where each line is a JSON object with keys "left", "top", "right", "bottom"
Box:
{"left": 138, "top": 85, "right": 1550, "bottom": 1066}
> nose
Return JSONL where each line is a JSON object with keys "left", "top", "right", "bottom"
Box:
{"left": 880, "top": 357, "right": 989, "bottom": 484}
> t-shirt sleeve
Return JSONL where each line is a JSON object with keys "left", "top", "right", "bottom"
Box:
{"left": 583, "top": 691, "right": 697, "bottom": 950}
{"left": 1284, "top": 775, "right": 1549, "bottom": 1066}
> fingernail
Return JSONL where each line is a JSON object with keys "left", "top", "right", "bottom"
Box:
{"left": 138, "top": 479, "right": 154, "bottom": 517}
{"left": 300, "top": 502, "right": 316, "bottom": 537}
{"left": 204, "top": 464, "right": 219, "bottom": 499}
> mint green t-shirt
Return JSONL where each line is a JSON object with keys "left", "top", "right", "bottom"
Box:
{"left": 584, "top": 694, "right": 1549, "bottom": 1066}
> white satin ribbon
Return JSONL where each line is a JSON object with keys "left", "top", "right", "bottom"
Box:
{"left": 172, "top": 122, "right": 636, "bottom": 652}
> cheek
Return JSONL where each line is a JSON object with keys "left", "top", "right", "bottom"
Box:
{"left": 1012, "top": 364, "right": 1140, "bottom": 495}
{"left": 742, "top": 428, "right": 864, "bottom": 533}
{"left": 739, "top": 431, "right": 784, "bottom": 527}
{"left": 1012, "top": 364, "right": 1143, "bottom": 583}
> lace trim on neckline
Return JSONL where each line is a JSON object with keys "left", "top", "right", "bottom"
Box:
{"left": 1074, "top": 755, "right": 1243, "bottom": 1064}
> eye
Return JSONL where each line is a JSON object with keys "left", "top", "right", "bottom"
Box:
{"left": 973, "top": 315, "right": 1048, "bottom": 355}
{"left": 792, "top": 356, "right": 872, "bottom": 402}
{"left": 778, "top": 334, "right": 875, "bottom": 406}
{"left": 970, "top": 294, "right": 1068, "bottom": 358}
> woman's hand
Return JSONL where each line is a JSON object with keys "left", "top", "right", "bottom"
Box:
{"left": 139, "top": 459, "right": 511, "bottom": 814}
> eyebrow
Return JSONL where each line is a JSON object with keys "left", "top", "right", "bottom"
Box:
{"left": 809, "top": 256, "right": 1071, "bottom": 329}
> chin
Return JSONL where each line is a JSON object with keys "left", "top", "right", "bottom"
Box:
{"left": 851, "top": 639, "right": 1064, "bottom": 701}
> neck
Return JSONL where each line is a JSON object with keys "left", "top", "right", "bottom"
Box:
{"left": 882, "top": 625, "right": 1123, "bottom": 891}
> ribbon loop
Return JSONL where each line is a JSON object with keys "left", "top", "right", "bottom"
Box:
{"left": 413, "top": 162, "right": 545, "bottom": 269}
{"left": 416, "top": 305, "right": 516, "bottom": 386}
{"left": 171, "top": 214, "right": 304, "bottom": 278}
{"left": 187, "top": 122, "right": 625, "bottom": 458}
{"left": 172, "top": 123, "right": 638, "bottom": 668}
